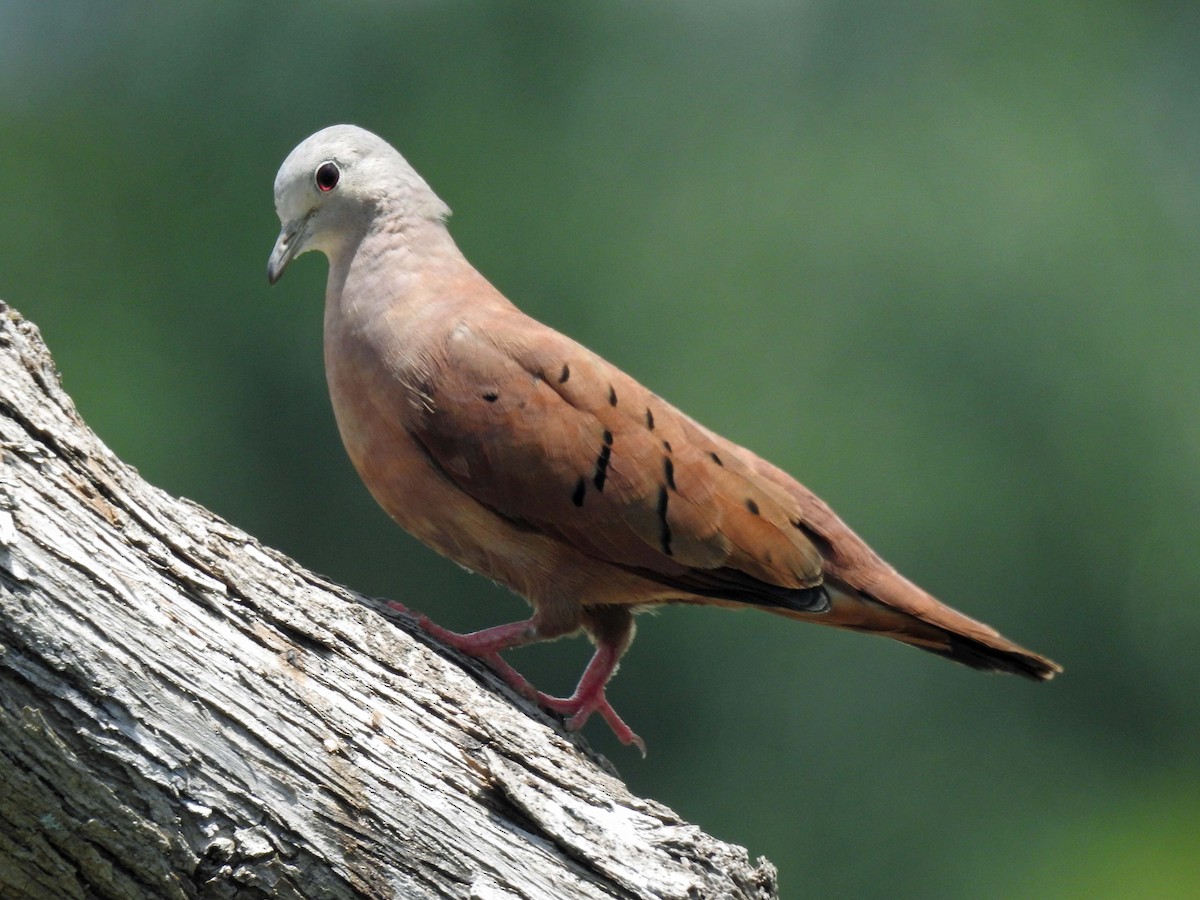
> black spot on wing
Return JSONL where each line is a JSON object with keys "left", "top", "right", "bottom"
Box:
{"left": 593, "top": 438, "right": 612, "bottom": 491}
{"left": 709, "top": 451, "right": 724, "bottom": 466}
{"left": 572, "top": 476, "right": 586, "bottom": 507}
{"left": 645, "top": 408, "right": 655, "bottom": 430}
{"left": 657, "top": 485, "right": 672, "bottom": 556}
{"left": 559, "top": 363, "right": 570, "bottom": 383}
{"left": 482, "top": 392, "right": 499, "bottom": 403}
{"left": 745, "top": 498, "right": 760, "bottom": 516}
{"left": 609, "top": 385, "right": 618, "bottom": 406}
{"left": 792, "top": 517, "right": 835, "bottom": 559}
{"left": 663, "top": 457, "right": 677, "bottom": 490}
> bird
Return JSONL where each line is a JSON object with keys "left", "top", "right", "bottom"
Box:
{"left": 268, "top": 124, "right": 1060, "bottom": 753}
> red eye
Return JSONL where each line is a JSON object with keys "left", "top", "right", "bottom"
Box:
{"left": 315, "top": 161, "right": 340, "bottom": 192}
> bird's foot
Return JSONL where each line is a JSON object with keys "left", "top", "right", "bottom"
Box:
{"left": 537, "top": 688, "right": 646, "bottom": 756}
{"left": 397, "top": 609, "right": 541, "bottom": 699}
{"left": 387, "top": 603, "right": 644, "bottom": 753}
{"left": 534, "top": 637, "right": 645, "bottom": 753}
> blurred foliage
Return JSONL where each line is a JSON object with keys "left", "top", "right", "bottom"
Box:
{"left": 2, "top": 1, "right": 1198, "bottom": 896}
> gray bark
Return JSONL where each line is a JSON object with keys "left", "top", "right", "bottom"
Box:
{"left": 0, "top": 302, "right": 779, "bottom": 900}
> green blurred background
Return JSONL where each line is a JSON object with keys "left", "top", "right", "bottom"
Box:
{"left": 3, "top": 1, "right": 1197, "bottom": 896}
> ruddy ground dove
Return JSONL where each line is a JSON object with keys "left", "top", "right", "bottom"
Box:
{"left": 268, "top": 125, "right": 1060, "bottom": 753}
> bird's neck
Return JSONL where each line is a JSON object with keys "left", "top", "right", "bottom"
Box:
{"left": 323, "top": 214, "right": 515, "bottom": 389}
{"left": 326, "top": 216, "right": 473, "bottom": 323}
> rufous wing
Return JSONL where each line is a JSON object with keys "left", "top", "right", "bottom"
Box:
{"left": 408, "top": 305, "right": 829, "bottom": 612}
{"left": 409, "top": 303, "right": 1060, "bottom": 679}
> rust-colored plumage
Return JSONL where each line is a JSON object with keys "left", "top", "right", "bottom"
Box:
{"left": 269, "top": 125, "right": 1060, "bottom": 752}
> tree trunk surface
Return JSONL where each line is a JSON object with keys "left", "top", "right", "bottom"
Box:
{"left": 0, "top": 302, "right": 779, "bottom": 900}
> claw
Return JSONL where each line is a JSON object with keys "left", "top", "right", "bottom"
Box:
{"left": 411, "top": 614, "right": 541, "bottom": 699}
{"left": 538, "top": 688, "right": 646, "bottom": 756}
{"left": 535, "top": 638, "right": 645, "bottom": 754}
{"left": 389, "top": 606, "right": 644, "bottom": 752}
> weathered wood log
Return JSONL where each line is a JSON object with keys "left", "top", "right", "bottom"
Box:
{"left": 0, "top": 303, "right": 778, "bottom": 899}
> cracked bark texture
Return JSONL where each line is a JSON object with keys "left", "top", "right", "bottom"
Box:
{"left": 0, "top": 302, "right": 779, "bottom": 900}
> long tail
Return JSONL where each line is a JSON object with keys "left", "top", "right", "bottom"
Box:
{"left": 732, "top": 452, "right": 1061, "bottom": 679}
{"left": 790, "top": 575, "right": 1061, "bottom": 681}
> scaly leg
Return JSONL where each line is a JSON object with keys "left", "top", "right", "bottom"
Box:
{"left": 391, "top": 603, "right": 543, "bottom": 698}
{"left": 536, "top": 639, "right": 645, "bottom": 755}
{"left": 390, "top": 602, "right": 644, "bottom": 753}
{"left": 417, "top": 617, "right": 542, "bottom": 700}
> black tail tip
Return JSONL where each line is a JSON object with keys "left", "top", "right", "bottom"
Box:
{"left": 936, "top": 635, "right": 1062, "bottom": 681}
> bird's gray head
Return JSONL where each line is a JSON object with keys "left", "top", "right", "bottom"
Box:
{"left": 267, "top": 124, "right": 450, "bottom": 284}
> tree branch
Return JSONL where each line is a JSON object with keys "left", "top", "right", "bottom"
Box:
{"left": 0, "top": 302, "right": 778, "bottom": 899}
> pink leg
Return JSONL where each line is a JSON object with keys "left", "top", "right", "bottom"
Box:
{"left": 390, "top": 602, "right": 542, "bottom": 699}
{"left": 537, "top": 641, "right": 645, "bottom": 756}
{"left": 389, "top": 602, "right": 644, "bottom": 754}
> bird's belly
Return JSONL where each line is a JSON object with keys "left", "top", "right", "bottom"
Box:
{"left": 325, "top": 356, "right": 558, "bottom": 597}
